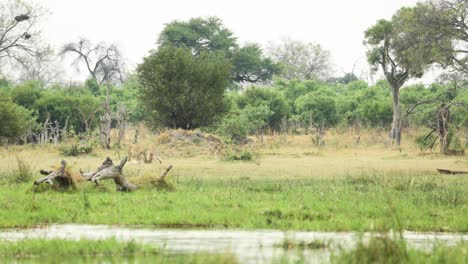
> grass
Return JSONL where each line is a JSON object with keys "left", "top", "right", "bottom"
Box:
{"left": 0, "top": 131, "right": 466, "bottom": 231}
{"left": 0, "top": 172, "right": 466, "bottom": 231}
{"left": 0, "top": 156, "right": 34, "bottom": 184}
{"left": 0, "top": 238, "right": 239, "bottom": 264}
{"left": 332, "top": 235, "right": 467, "bottom": 264}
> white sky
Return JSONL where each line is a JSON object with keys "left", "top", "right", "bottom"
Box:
{"left": 39, "top": 0, "right": 422, "bottom": 82}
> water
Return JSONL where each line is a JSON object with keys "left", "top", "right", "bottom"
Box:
{"left": 0, "top": 225, "right": 466, "bottom": 263}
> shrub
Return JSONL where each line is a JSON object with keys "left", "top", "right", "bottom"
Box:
{"left": 59, "top": 142, "right": 94, "bottom": 156}
{"left": 7, "top": 157, "right": 34, "bottom": 184}
{"left": 221, "top": 145, "right": 258, "bottom": 161}
{"left": 156, "top": 132, "right": 171, "bottom": 144}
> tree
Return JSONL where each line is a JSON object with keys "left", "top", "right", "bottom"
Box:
{"left": 137, "top": 46, "right": 231, "bottom": 128}
{"left": 269, "top": 38, "right": 333, "bottom": 80}
{"left": 295, "top": 89, "right": 338, "bottom": 145}
{"left": 0, "top": 90, "right": 35, "bottom": 141}
{"left": 364, "top": 8, "right": 441, "bottom": 145}
{"left": 10, "top": 80, "right": 42, "bottom": 110}
{"left": 236, "top": 86, "right": 291, "bottom": 131}
{"left": 0, "top": 0, "right": 48, "bottom": 74}
{"left": 158, "top": 17, "right": 236, "bottom": 54}
{"left": 19, "top": 49, "right": 63, "bottom": 86}
{"left": 158, "top": 17, "right": 280, "bottom": 84}
{"left": 60, "top": 38, "right": 125, "bottom": 148}
{"left": 60, "top": 38, "right": 125, "bottom": 85}
{"left": 231, "top": 43, "right": 281, "bottom": 83}
{"left": 408, "top": 0, "right": 468, "bottom": 76}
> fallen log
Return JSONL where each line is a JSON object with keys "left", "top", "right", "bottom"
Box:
{"left": 81, "top": 156, "right": 137, "bottom": 192}
{"left": 34, "top": 160, "right": 84, "bottom": 189}
{"left": 436, "top": 169, "right": 468, "bottom": 175}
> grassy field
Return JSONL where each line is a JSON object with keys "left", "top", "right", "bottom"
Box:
{"left": 0, "top": 129, "right": 466, "bottom": 231}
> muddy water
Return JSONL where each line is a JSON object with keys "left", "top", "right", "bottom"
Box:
{"left": 0, "top": 225, "right": 466, "bottom": 263}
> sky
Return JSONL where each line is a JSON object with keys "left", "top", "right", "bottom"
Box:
{"left": 39, "top": 0, "right": 422, "bottom": 82}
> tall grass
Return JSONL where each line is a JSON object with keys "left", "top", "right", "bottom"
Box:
{"left": 332, "top": 237, "right": 467, "bottom": 264}
{"left": 0, "top": 238, "right": 239, "bottom": 264}
{"left": 5, "top": 156, "right": 34, "bottom": 184}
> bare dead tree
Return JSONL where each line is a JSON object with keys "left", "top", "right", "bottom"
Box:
{"left": 60, "top": 38, "right": 125, "bottom": 148}
{"left": 81, "top": 157, "right": 137, "bottom": 192}
{"left": 34, "top": 160, "right": 84, "bottom": 190}
{"left": 59, "top": 38, "right": 125, "bottom": 85}
{"left": 269, "top": 37, "right": 333, "bottom": 80}
{"left": 18, "top": 49, "right": 63, "bottom": 86}
{"left": 0, "top": 0, "right": 49, "bottom": 74}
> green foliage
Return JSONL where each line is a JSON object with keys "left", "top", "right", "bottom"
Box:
{"left": 35, "top": 86, "right": 102, "bottom": 133}
{"left": 137, "top": 46, "right": 231, "bottom": 128}
{"left": 158, "top": 16, "right": 280, "bottom": 84}
{"left": 217, "top": 111, "right": 249, "bottom": 142}
{"left": 275, "top": 79, "right": 327, "bottom": 111}
{"left": 9, "top": 80, "right": 43, "bottom": 109}
{"left": 158, "top": 16, "right": 236, "bottom": 54}
{"left": 0, "top": 90, "right": 36, "bottom": 140}
{"left": 295, "top": 89, "right": 338, "bottom": 128}
{"left": 59, "top": 142, "right": 95, "bottom": 156}
{"left": 415, "top": 130, "right": 437, "bottom": 152}
{"left": 333, "top": 236, "right": 467, "bottom": 264}
{"left": 0, "top": 238, "right": 159, "bottom": 258}
{"left": 221, "top": 145, "right": 258, "bottom": 161}
{"left": 6, "top": 156, "right": 34, "bottom": 184}
{"left": 231, "top": 43, "right": 282, "bottom": 83}
{"left": 236, "top": 86, "right": 290, "bottom": 130}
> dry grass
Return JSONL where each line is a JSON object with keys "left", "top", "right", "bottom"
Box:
{"left": 0, "top": 129, "right": 466, "bottom": 183}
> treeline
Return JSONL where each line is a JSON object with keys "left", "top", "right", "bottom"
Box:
{"left": 1, "top": 75, "right": 466, "bottom": 143}
{"left": 0, "top": 0, "right": 467, "bottom": 154}
{"left": 0, "top": 78, "right": 143, "bottom": 140}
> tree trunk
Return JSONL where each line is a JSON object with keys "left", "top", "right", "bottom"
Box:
{"left": 100, "top": 85, "right": 111, "bottom": 149}
{"left": 116, "top": 104, "right": 127, "bottom": 148}
{"left": 437, "top": 104, "right": 450, "bottom": 154}
{"left": 390, "top": 87, "right": 402, "bottom": 146}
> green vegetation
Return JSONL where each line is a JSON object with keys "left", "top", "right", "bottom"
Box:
{"left": 333, "top": 236, "right": 467, "bottom": 264}
{"left": 0, "top": 170, "right": 466, "bottom": 231}
{"left": 3, "top": 157, "right": 34, "bottom": 184}
{"left": 158, "top": 16, "right": 281, "bottom": 84}
{"left": 0, "top": 238, "right": 239, "bottom": 264}
{"left": 137, "top": 46, "right": 231, "bottom": 128}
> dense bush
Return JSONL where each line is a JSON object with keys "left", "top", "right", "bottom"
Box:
{"left": 0, "top": 90, "right": 36, "bottom": 141}
{"left": 137, "top": 46, "right": 232, "bottom": 129}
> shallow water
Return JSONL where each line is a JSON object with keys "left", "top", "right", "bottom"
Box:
{"left": 0, "top": 225, "right": 466, "bottom": 263}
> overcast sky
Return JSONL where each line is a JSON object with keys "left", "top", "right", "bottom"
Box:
{"left": 40, "top": 0, "right": 422, "bottom": 81}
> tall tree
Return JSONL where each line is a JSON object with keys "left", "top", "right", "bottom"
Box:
{"left": 137, "top": 46, "right": 231, "bottom": 128}
{"left": 60, "top": 38, "right": 125, "bottom": 148}
{"left": 269, "top": 38, "right": 333, "bottom": 80}
{"left": 60, "top": 38, "right": 125, "bottom": 85}
{"left": 364, "top": 8, "right": 441, "bottom": 145}
{"left": 0, "top": 0, "right": 48, "bottom": 74}
{"left": 409, "top": 0, "right": 468, "bottom": 76}
{"left": 158, "top": 17, "right": 280, "bottom": 84}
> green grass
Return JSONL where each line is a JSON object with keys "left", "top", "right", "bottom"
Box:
{"left": 0, "top": 156, "right": 34, "bottom": 184}
{"left": 0, "top": 171, "right": 466, "bottom": 231}
{"left": 332, "top": 236, "right": 467, "bottom": 264}
{"left": 0, "top": 238, "right": 238, "bottom": 264}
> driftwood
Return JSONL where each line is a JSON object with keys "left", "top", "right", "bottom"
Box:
{"left": 81, "top": 156, "right": 137, "bottom": 192}
{"left": 437, "top": 169, "right": 468, "bottom": 175}
{"left": 34, "top": 160, "right": 83, "bottom": 189}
